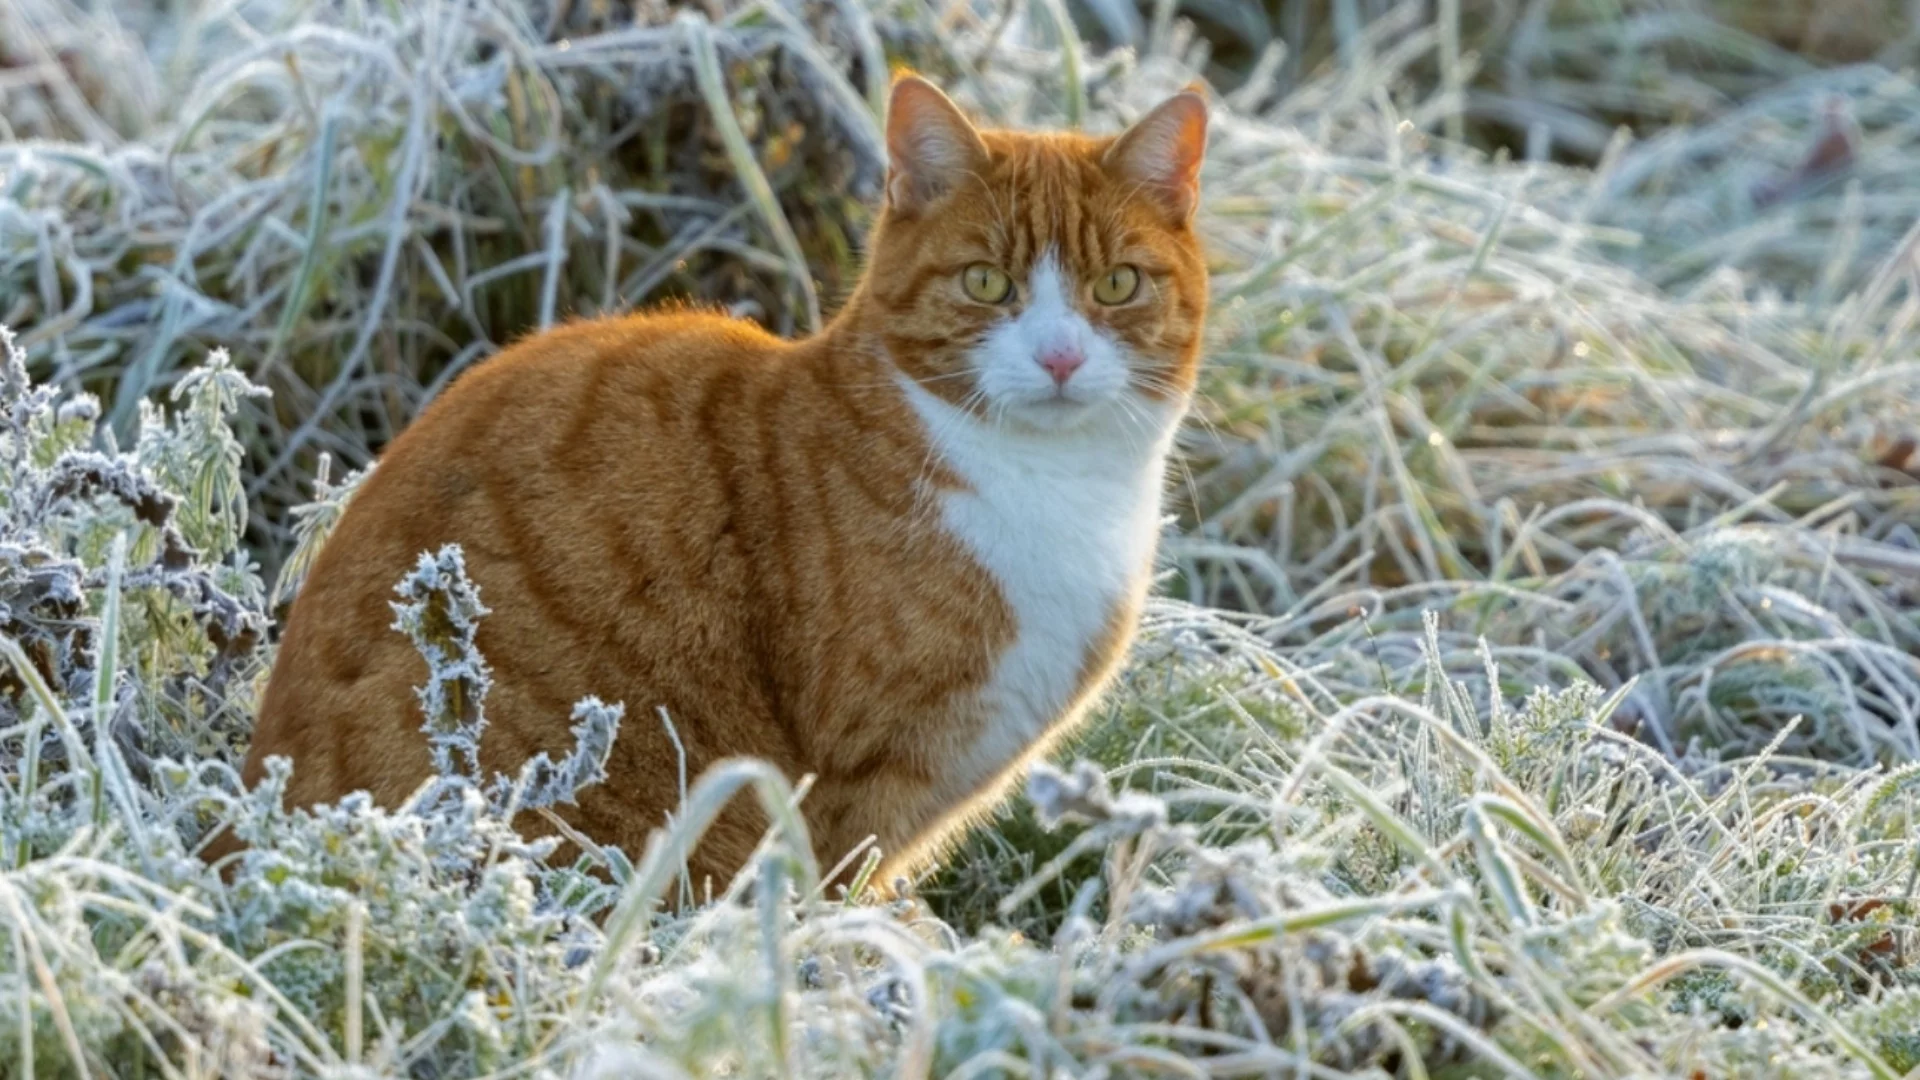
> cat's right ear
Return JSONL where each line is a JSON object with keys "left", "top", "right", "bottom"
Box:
{"left": 1104, "top": 88, "right": 1208, "bottom": 224}
{"left": 885, "top": 74, "right": 988, "bottom": 215}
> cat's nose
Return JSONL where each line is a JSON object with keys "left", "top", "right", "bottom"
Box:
{"left": 1038, "top": 347, "right": 1085, "bottom": 386}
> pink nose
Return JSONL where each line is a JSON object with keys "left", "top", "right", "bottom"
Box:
{"left": 1039, "top": 347, "right": 1085, "bottom": 386}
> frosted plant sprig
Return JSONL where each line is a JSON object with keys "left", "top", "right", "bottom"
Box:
{"left": 30, "top": 449, "right": 189, "bottom": 562}
{"left": 1028, "top": 759, "right": 1168, "bottom": 835}
{"left": 391, "top": 543, "right": 624, "bottom": 815}
{"left": 139, "top": 346, "right": 271, "bottom": 564}
{"left": 497, "top": 696, "right": 625, "bottom": 812}
{"left": 273, "top": 454, "right": 373, "bottom": 607}
{"left": 0, "top": 325, "right": 57, "bottom": 455}
{"left": 390, "top": 544, "right": 494, "bottom": 785}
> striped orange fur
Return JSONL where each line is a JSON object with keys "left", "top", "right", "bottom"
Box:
{"left": 236, "top": 75, "right": 1211, "bottom": 895}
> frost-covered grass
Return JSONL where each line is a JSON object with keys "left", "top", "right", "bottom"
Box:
{"left": 2, "top": 0, "right": 1919, "bottom": 1075}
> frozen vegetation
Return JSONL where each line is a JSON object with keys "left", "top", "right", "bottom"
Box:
{"left": 0, "top": 0, "right": 1917, "bottom": 1075}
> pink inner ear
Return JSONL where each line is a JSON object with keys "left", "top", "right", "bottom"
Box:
{"left": 886, "top": 78, "right": 984, "bottom": 208}
{"left": 1108, "top": 94, "right": 1208, "bottom": 218}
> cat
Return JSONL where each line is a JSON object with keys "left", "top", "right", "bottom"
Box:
{"left": 234, "top": 73, "right": 1210, "bottom": 897}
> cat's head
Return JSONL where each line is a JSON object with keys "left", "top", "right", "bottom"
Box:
{"left": 859, "top": 74, "right": 1209, "bottom": 436}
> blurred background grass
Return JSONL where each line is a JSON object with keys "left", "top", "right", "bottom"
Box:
{"left": 3, "top": 2, "right": 1920, "bottom": 1073}
{"left": 4, "top": 0, "right": 1918, "bottom": 763}
{"left": 6, "top": 0, "right": 1918, "bottom": 773}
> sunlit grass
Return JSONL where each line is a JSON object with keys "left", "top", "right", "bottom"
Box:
{"left": 0, "top": 0, "right": 1916, "bottom": 1075}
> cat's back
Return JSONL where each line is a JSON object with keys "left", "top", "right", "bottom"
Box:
{"left": 248, "top": 310, "right": 810, "bottom": 803}
{"left": 276, "top": 308, "right": 792, "bottom": 614}
{"left": 399, "top": 309, "right": 787, "bottom": 469}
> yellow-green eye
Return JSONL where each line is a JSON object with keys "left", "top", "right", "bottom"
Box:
{"left": 1093, "top": 264, "right": 1141, "bottom": 305}
{"left": 962, "top": 263, "right": 1012, "bottom": 304}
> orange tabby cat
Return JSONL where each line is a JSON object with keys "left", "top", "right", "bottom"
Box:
{"left": 238, "top": 74, "right": 1210, "bottom": 893}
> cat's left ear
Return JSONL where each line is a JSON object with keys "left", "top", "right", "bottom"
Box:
{"left": 1104, "top": 85, "right": 1209, "bottom": 224}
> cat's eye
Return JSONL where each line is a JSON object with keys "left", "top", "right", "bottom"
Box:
{"left": 1093, "top": 265, "right": 1141, "bottom": 305}
{"left": 962, "top": 263, "right": 1013, "bottom": 304}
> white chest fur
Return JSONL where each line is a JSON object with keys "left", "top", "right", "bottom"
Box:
{"left": 901, "top": 381, "right": 1178, "bottom": 801}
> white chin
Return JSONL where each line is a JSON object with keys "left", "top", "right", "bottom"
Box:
{"left": 1002, "top": 396, "right": 1106, "bottom": 432}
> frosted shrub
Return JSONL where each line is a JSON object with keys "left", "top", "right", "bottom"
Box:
{"left": 937, "top": 606, "right": 1920, "bottom": 1077}
{"left": 0, "top": 0, "right": 1917, "bottom": 1068}
{"left": 0, "top": 328, "right": 628, "bottom": 1074}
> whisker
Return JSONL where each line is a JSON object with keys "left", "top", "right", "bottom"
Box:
{"left": 1114, "top": 377, "right": 1213, "bottom": 523}
{"left": 837, "top": 369, "right": 977, "bottom": 392}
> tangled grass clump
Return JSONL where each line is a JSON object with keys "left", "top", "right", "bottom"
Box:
{"left": 0, "top": 331, "right": 1908, "bottom": 1076}
{"left": 2, "top": 0, "right": 894, "bottom": 554}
